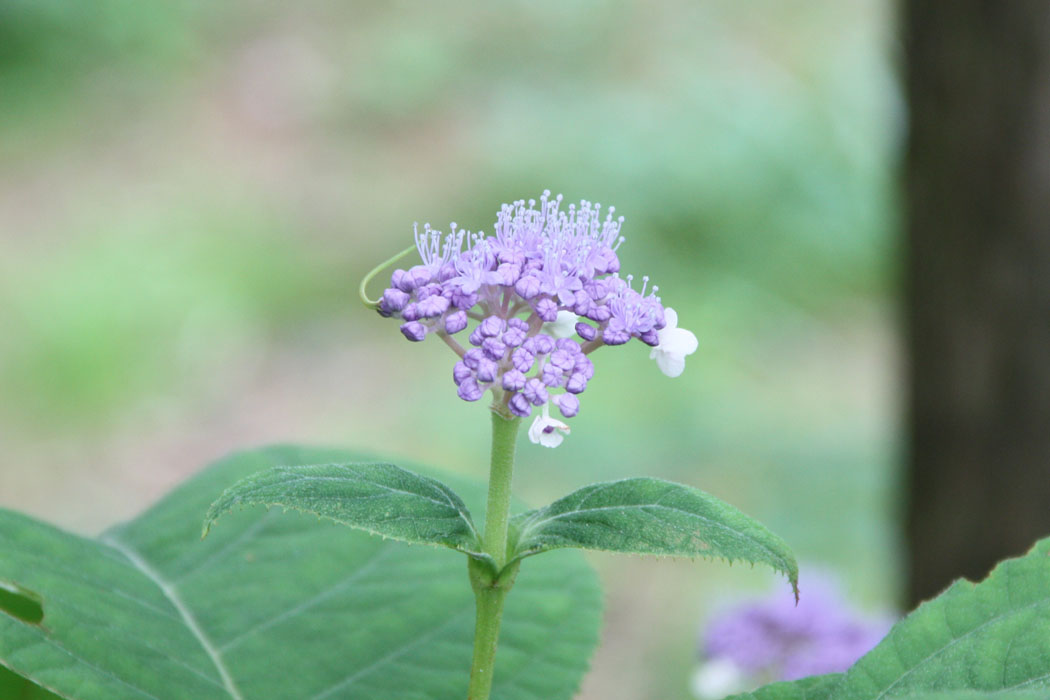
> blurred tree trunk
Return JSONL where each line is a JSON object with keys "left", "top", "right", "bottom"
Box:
{"left": 905, "top": 1, "right": 1050, "bottom": 606}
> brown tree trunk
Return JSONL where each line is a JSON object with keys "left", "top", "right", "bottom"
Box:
{"left": 905, "top": 1, "right": 1050, "bottom": 607}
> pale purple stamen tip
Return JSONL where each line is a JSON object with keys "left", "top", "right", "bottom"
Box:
{"left": 375, "top": 191, "right": 673, "bottom": 422}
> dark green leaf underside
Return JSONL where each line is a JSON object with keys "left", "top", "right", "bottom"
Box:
{"left": 0, "top": 446, "right": 602, "bottom": 700}
{"left": 511, "top": 477, "right": 798, "bottom": 593}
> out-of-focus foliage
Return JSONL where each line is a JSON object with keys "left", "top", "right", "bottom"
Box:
{"left": 0, "top": 2, "right": 897, "bottom": 698}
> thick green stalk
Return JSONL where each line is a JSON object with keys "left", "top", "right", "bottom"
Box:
{"left": 466, "top": 411, "right": 521, "bottom": 700}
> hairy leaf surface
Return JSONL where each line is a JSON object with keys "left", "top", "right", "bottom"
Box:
{"left": 511, "top": 477, "right": 798, "bottom": 593}
{"left": 0, "top": 446, "right": 602, "bottom": 700}
{"left": 834, "top": 537, "right": 1050, "bottom": 699}
{"left": 204, "top": 462, "right": 482, "bottom": 555}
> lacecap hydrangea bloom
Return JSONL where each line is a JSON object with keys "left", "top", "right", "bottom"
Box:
{"left": 373, "top": 191, "right": 697, "bottom": 446}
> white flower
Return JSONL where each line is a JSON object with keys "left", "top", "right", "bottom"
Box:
{"left": 528, "top": 404, "right": 570, "bottom": 448}
{"left": 649, "top": 307, "right": 698, "bottom": 377}
{"left": 544, "top": 310, "right": 579, "bottom": 339}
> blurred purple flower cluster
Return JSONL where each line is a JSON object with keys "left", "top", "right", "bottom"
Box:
{"left": 374, "top": 192, "right": 698, "bottom": 443}
{"left": 693, "top": 573, "right": 894, "bottom": 698}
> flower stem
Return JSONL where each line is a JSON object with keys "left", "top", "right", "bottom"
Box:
{"left": 466, "top": 411, "right": 521, "bottom": 700}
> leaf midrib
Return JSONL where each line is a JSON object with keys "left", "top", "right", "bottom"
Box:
{"left": 100, "top": 534, "right": 244, "bottom": 700}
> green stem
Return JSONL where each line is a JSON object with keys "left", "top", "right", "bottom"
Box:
{"left": 466, "top": 411, "right": 521, "bottom": 700}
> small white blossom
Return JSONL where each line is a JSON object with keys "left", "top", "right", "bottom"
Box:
{"left": 649, "top": 307, "right": 698, "bottom": 377}
{"left": 544, "top": 310, "right": 579, "bottom": 339}
{"left": 528, "top": 404, "right": 570, "bottom": 448}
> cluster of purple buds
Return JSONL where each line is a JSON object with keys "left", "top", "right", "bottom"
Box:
{"left": 375, "top": 191, "right": 672, "bottom": 425}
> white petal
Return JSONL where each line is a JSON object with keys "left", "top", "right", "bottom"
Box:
{"left": 664, "top": 327, "right": 698, "bottom": 356}
{"left": 545, "top": 310, "right": 579, "bottom": 339}
{"left": 663, "top": 307, "right": 679, "bottom": 330}
{"left": 655, "top": 350, "right": 686, "bottom": 377}
{"left": 539, "top": 429, "right": 565, "bottom": 448}
{"left": 527, "top": 415, "right": 545, "bottom": 444}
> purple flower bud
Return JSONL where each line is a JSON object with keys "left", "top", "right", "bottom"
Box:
{"left": 508, "top": 392, "right": 532, "bottom": 417}
{"left": 555, "top": 338, "right": 581, "bottom": 354}
{"left": 553, "top": 393, "right": 580, "bottom": 418}
{"left": 541, "top": 362, "right": 565, "bottom": 387}
{"left": 480, "top": 316, "right": 506, "bottom": 337}
{"left": 534, "top": 298, "right": 559, "bottom": 322}
{"left": 585, "top": 278, "right": 608, "bottom": 301}
{"left": 602, "top": 326, "right": 630, "bottom": 345}
{"left": 401, "top": 303, "right": 421, "bottom": 322}
{"left": 573, "top": 356, "right": 595, "bottom": 379}
{"left": 550, "top": 349, "right": 575, "bottom": 371}
{"left": 392, "top": 268, "right": 413, "bottom": 293}
{"left": 575, "top": 321, "right": 597, "bottom": 341}
{"left": 566, "top": 373, "right": 588, "bottom": 394}
{"left": 502, "top": 369, "right": 527, "bottom": 391}
{"left": 417, "top": 294, "right": 450, "bottom": 318}
{"left": 531, "top": 334, "right": 554, "bottom": 355}
{"left": 497, "top": 262, "right": 522, "bottom": 285}
{"left": 523, "top": 378, "right": 549, "bottom": 406}
{"left": 508, "top": 317, "right": 530, "bottom": 332}
{"left": 515, "top": 274, "right": 542, "bottom": 299}
{"left": 482, "top": 337, "right": 507, "bottom": 360}
{"left": 451, "top": 289, "right": 479, "bottom": 309}
{"left": 453, "top": 361, "right": 472, "bottom": 385}
{"left": 400, "top": 321, "right": 427, "bottom": 342}
{"left": 445, "top": 310, "right": 468, "bottom": 334}
{"left": 512, "top": 348, "right": 535, "bottom": 373}
{"left": 457, "top": 377, "right": 484, "bottom": 402}
{"left": 469, "top": 327, "right": 484, "bottom": 347}
{"left": 572, "top": 290, "right": 591, "bottom": 315}
{"left": 463, "top": 348, "right": 484, "bottom": 370}
{"left": 437, "top": 262, "right": 457, "bottom": 282}
{"left": 477, "top": 358, "right": 499, "bottom": 383}
{"left": 639, "top": 328, "right": 660, "bottom": 346}
{"left": 595, "top": 247, "right": 620, "bottom": 274}
{"left": 407, "top": 264, "right": 433, "bottom": 289}
{"left": 380, "top": 288, "right": 410, "bottom": 315}
{"left": 587, "top": 305, "right": 612, "bottom": 323}
{"left": 503, "top": 327, "right": 527, "bottom": 347}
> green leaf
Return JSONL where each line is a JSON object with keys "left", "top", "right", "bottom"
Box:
{"left": 510, "top": 477, "right": 798, "bottom": 593}
{"left": 727, "top": 674, "right": 842, "bottom": 700}
{"left": 0, "top": 446, "right": 602, "bottom": 700}
{"left": 203, "top": 461, "right": 483, "bottom": 558}
{"left": 833, "top": 537, "right": 1050, "bottom": 699}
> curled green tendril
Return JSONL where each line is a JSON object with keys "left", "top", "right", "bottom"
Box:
{"left": 358, "top": 245, "right": 416, "bottom": 309}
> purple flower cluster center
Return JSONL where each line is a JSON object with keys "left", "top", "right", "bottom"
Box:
{"left": 376, "top": 191, "right": 667, "bottom": 419}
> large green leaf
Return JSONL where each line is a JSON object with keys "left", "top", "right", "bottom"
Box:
{"left": 0, "top": 446, "right": 602, "bottom": 700}
{"left": 203, "top": 462, "right": 483, "bottom": 557}
{"left": 833, "top": 537, "right": 1050, "bottom": 699}
{"left": 727, "top": 674, "right": 842, "bottom": 700}
{"left": 510, "top": 477, "right": 798, "bottom": 593}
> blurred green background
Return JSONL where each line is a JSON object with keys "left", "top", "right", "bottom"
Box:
{"left": 0, "top": 1, "right": 898, "bottom": 697}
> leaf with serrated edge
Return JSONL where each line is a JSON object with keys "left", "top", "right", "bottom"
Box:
{"left": 833, "top": 536, "right": 1050, "bottom": 700}
{"left": 203, "top": 462, "right": 485, "bottom": 560}
{"left": 510, "top": 477, "right": 798, "bottom": 594}
{"left": 0, "top": 446, "right": 602, "bottom": 700}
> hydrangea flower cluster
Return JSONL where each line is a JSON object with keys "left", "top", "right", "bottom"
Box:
{"left": 691, "top": 573, "right": 894, "bottom": 699}
{"left": 373, "top": 191, "right": 698, "bottom": 446}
